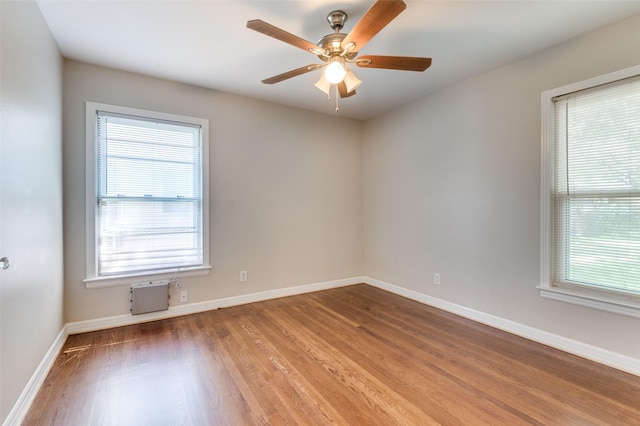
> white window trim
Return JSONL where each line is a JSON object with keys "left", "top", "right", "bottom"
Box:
{"left": 84, "top": 102, "right": 211, "bottom": 289}
{"left": 539, "top": 64, "right": 640, "bottom": 318}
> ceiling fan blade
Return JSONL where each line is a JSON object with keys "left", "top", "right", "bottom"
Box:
{"left": 338, "top": 81, "right": 356, "bottom": 98}
{"left": 247, "top": 20, "right": 323, "bottom": 55}
{"left": 261, "top": 64, "right": 323, "bottom": 84}
{"left": 341, "top": 0, "right": 406, "bottom": 53}
{"left": 356, "top": 55, "right": 432, "bottom": 71}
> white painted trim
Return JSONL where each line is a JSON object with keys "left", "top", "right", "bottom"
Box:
{"left": 11, "top": 275, "right": 639, "bottom": 425}
{"left": 67, "top": 276, "right": 364, "bottom": 334}
{"left": 539, "top": 64, "right": 640, "bottom": 318}
{"left": 2, "top": 328, "right": 68, "bottom": 426}
{"left": 539, "top": 286, "right": 640, "bottom": 319}
{"left": 539, "top": 87, "right": 554, "bottom": 292}
{"left": 84, "top": 266, "right": 212, "bottom": 289}
{"left": 8, "top": 276, "right": 363, "bottom": 422}
{"left": 364, "top": 277, "right": 640, "bottom": 377}
{"left": 84, "top": 101, "right": 211, "bottom": 284}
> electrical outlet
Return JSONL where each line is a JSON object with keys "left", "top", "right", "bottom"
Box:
{"left": 434, "top": 273, "right": 441, "bottom": 285}
{"left": 180, "top": 290, "right": 188, "bottom": 302}
{"left": 240, "top": 270, "right": 248, "bottom": 282}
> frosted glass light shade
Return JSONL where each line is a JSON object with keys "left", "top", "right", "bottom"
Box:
{"left": 314, "top": 74, "right": 331, "bottom": 95}
{"left": 343, "top": 70, "right": 362, "bottom": 93}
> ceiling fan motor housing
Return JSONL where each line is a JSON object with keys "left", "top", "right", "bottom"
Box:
{"left": 318, "top": 33, "right": 346, "bottom": 56}
{"left": 317, "top": 10, "right": 356, "bottom": 61}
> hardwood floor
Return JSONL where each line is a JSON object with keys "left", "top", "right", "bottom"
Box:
{"left": 24, "top": 284, "right": 640, "bottom": 425}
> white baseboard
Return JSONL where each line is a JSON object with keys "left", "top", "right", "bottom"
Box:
{"left": 364, "top": 276, "right": 640, "bottom": 377}
{"left": 3, "top": 328, "right": 68, "bottom": 426}
{"left": 66, "top": 276, "right": 364, "bottom": 335}
{"left": 9, "top": 274, "right": 639, "bottom": 425}
{"left": 7, "top": 276, "right": 363, "bottom": 425}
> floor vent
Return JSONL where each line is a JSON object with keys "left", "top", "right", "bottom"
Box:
{"left": 130, "top": 281, "right": 169, "bottom": 315}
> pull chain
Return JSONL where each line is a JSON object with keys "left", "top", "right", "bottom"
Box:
{"left": 325, "top": 85, "right": 340, "bottom": 112}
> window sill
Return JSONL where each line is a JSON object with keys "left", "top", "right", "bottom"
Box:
{"left": 538, "top": 285, "right": 640, "bottom": 319}
{"left": 84, "top": 266, "right": 212, "bottom": 289}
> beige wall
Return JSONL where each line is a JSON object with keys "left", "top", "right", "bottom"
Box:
{"left": 0, "top": 0, "right": 64, "bottom": 421}
{"left": 3, "top": 3, "right": 640, "bottom": 420}
{"left": 63, "top": 61, "right": 364, "bottom": 322}
{"left": 364, "top": 13, "right": 640, "bottom": 359}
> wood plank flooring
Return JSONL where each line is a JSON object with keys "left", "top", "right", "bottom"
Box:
{"left": 24, "top": 284, "right": 640, "bottom": 425}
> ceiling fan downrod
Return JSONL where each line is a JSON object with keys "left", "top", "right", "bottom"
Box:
{"left": 327, "top": 10, "right": 347, "bottom": 32}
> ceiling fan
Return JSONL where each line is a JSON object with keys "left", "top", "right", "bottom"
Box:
{"left": 247, "top": 0, "right": 431, "bottom": 109}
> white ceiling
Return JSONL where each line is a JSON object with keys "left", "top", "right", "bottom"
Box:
{"left": 36, "top": 0, "right": 640, "bottom": 120}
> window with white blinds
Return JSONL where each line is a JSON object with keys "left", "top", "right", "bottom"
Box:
{"left": 550, "top": 73, "right": 640, "bottom": 299}
{"left": 86, "top": 103, "right": 209, "bottom": 283}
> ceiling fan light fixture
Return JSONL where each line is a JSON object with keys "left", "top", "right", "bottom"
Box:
{"left": 325, "top": 59, "right": 346, "bottom": 84}
{"left": 248, "top": 0, "right": 432, "bottom": 108}
{"left": 343, "top": 70, "right": 362, "bottom": 93}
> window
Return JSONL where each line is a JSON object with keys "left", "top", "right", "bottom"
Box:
{"left": 540, "top": 65, "right": 640, "bottom": 317}
{"left": 85, "top": 102, "right": 209, "bottom": 287}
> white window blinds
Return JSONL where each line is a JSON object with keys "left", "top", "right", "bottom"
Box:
{"left": 553, "top": 77, "right": 640, "bottom": 295}
{"left": 96, "top": 111, "right": 204, "bottom": 276}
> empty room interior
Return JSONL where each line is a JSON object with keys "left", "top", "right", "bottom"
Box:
{"left": 2, "top": 0, "right": 640, "bottom": 424}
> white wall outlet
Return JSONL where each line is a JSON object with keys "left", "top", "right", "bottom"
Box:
{"left": 180, "top": 290, "right": 188, "bottom": 302}
{"left": 434, "top": 273, "right": 441, "bottom": 285}
{"left": 240, "top": 270, "right": 248, "bottom": 282}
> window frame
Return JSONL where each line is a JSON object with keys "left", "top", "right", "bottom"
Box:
{"left": 84, "top": 102, "right": 211, "bottom": 288}
{"left": 540, "top": 64, "right": 640, "bottom": 318}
